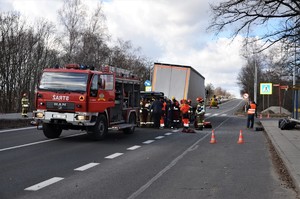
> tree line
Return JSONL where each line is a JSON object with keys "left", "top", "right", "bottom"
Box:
{"left": 0, "top": 0, "right": 152, "bottom": 113}
{"left": 209, "top": 0, "right": 300, "bottom": 112}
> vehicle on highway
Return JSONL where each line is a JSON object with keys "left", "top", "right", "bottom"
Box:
{"left": 139, "top": 91, "right": 164, "bottom": 127}
{"left": 33, "top": 64, "right": 140, "bottom": 140}
{"left": 151, "top": 62, "right": 205, "bottom": 107}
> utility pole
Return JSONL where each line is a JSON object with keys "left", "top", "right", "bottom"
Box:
{"left": 254, "top": 59, "right": 257, "bottom": 103}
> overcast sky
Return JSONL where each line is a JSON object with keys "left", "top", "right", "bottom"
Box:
{"left": 1, "top": 0, "right": 247, "bottom": 98}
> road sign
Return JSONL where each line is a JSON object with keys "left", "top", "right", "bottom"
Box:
{"left": 243, "top": 93, "right": 249, "bottom": 99}
{"left": 144, "top": 80, "right": 151, "bottom": 86}
{"left": 260, "top": 83, "right": 272, "bottom": 95}
{"left": 145, "top": 86, "right": 152, "bottom": 91}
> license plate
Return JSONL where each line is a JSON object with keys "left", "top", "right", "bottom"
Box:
{"left": 53, "top": 114, "right": 67, "bottom": 119}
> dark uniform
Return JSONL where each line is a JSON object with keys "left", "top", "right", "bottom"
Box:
{"left": 150, "top": 98, "right": 163, "bottom": 128}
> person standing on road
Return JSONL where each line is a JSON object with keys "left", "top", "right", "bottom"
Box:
{"left": 195, "top": 97, "right": 205, "bottom": 130}
{"left": 150, "top": 97, "right": 163, "bottom": 128}
{"left": 21, "top": 93, "right": 29, "bottom": 117}
{"left": 247, "top": 101, "right": 257, "bottom": 128}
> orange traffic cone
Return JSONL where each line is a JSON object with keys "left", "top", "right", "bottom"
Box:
{"left": 210, "top": 130, "right": 217, "bottom": 144}
{"left": 237, "top": 130, "right": 244, "bottom": 144}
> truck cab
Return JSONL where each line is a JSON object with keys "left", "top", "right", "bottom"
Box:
{"left": 33, "top": 64, "right": 140, "bottom": 140}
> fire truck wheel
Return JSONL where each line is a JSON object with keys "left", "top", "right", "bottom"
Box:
{"left": 43, "top": 123, "right": 62, "bottom": 139}
{"left": 123, "top": 113, "right": 136, "bottom": 134}
{"left": 88, "top": 114, "right": 108, "bottom": 140}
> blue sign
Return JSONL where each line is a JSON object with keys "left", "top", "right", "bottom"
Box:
{"left": 260, "top": 83, "right": 272, "bottom": 95}
{"left": 144, "top": 80, "right": 151, "bottom": 86}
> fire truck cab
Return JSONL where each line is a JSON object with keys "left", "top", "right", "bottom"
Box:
{"left": 33, "top": 64, "right": 140, "bottom": 140}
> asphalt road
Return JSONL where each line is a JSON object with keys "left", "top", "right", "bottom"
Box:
{"left": 0, "top": 99, "right": 297, "bottom": 199}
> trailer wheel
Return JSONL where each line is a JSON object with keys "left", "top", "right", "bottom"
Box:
{"left": 123, "top": 113, "right": 136, "bottom": 134}
{"left": 87, "top": 114, "right": 108, "bottom": 140}
{"left": 43, "top": 123, "right": 62, "bottom": 139}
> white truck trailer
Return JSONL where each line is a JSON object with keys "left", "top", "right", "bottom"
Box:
{"left": 151, "top": 62, "right": 205, "bottom": 106}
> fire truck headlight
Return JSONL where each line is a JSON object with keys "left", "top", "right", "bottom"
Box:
{"left": 39, "top": 102, "right": 45, "bottom": 106}
{"left": 36, "top": 112, "right": 44, "bottom": 118}
{"left": 76, "top": 115, "right": 89, "bottom": 121}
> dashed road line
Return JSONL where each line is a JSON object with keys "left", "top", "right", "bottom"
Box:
{"left": 105, "top": 153, "right": 124, "bottom": 159}
{"left": 0, "top": 127, "right": 35, "bottom": 134}
{"left": 143, "top": 140, "right": 155, "bottom": 144}
{"left": 74, "top": 163, "right": 99, "bottom": 171}
{"left": 25, "top": 177, "right": 64, "bottom": 191}
{"left": 127, "top": 145, "right": 141, "bottom": 150}
{"left": 22, "top": 132, "right": 176, "bottom": 193}
{"left": 0, "top": 132, "right": 86, "bottom": 152}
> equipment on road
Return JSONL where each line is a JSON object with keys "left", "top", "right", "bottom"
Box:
{"left": 209, "top": 95, "right": 219, "bottom": 109}
{"left": 237, "top": 130, "right": 244, "bottom": 144}
{"left": 279, "top": 118, "right": 297, "bottom": 130}
{"left": 210, "top": 130, "right": 217, "bottom": 144}
{"left": 32, "top": 64, "right": 140, "bottom": 140}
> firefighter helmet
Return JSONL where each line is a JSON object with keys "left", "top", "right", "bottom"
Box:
{"left": 196, "top": 97, "right": 203, "bottom": 102}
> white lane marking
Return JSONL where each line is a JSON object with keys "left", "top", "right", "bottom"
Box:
{"left": 172, "top": 129, "right": 180, "bottom": 132}
{"left": 213, "top": 114, "right": 219, "bottom": 116}
{"left": 0, "top": 127, "right": 35, "bottom": 134}
{"left": 25, "top": 177, "right": 64, "bottom": 191}
{"left": 74, "top": 163, "right": 99, "bottom": 171}
{"left": 164, "top": 133, "right": 172, "bottom": 136}
{"left": 221, "top": 114, "right": 227, "bottom": 116}
{"left": 127, "top": 133, "right": 211, "bottom": 199}
{"left": 143, "top": 140, "right": 154, "bottom": 144}
{"left": 0, "top": 132, "right": 86, "bottom": 152}
{"left": 105, "top": 153, "right": 123, "bottom": 159}
{"left": 127, "top": 145, "right": 141, "bottom": 150}
{"left": 155, "top": 136, "right": 164, "bottom": 139}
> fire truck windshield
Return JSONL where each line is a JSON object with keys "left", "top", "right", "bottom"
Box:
{"left": 39, "top": 72, "right": 88, "bottom": 92}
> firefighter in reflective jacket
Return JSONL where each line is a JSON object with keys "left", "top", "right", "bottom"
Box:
{"left": 139, "top": 98, "right": 147, "bottom": 127}
{"left": 181, "top": 100, "right": 190, "bottom": 128}
{"left": 195, "top": 97, "right": 205, "bottom": 130}
{"left": 170, "top": 97, "right": 180, "bottom": 129}
{"left": 21, "top": 93, "right": 29, "bottom": 117}
{"left": 247, "top": 101, "right": 257, "bottom": 128}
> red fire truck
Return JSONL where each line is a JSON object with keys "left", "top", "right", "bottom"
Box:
{"left": 33, "top": 64, "right": 141, "bottom": 140}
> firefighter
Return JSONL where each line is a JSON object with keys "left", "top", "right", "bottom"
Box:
{"left": 195, "top": 97, "right": 205, "bottom": 130}
{"left": 21, "top": 93, "right": 29, "bottom": 117}
{"left": 180, "top": 99, "right": 190, "bottom": 132}
{"left": 170, "top": 96, "right": 180, "bottom": 129}
{"left": 150, "top": 97, "right": 163, "bottom": 128}
{"left": 187, "top": 99, "right": 194, "bottom": 123}
{"left": 160, "top": 97, "right": 167, "bottom": 128}
{"left": 247, "top": 101, "right": 257, "bottom": 128}
{"left": 139, "top": 98, "right": 147, "bottom": 127}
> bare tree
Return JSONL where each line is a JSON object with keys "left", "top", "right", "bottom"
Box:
{"left": 209, "top": 0, "right": 300, "bottom": 51}
{"left": 57, "top": 0, "right": 86, "bottom": 63}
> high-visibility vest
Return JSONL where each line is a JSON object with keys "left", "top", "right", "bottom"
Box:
{"left": 247, "top": 103, "right": 256, "bottom": 115}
